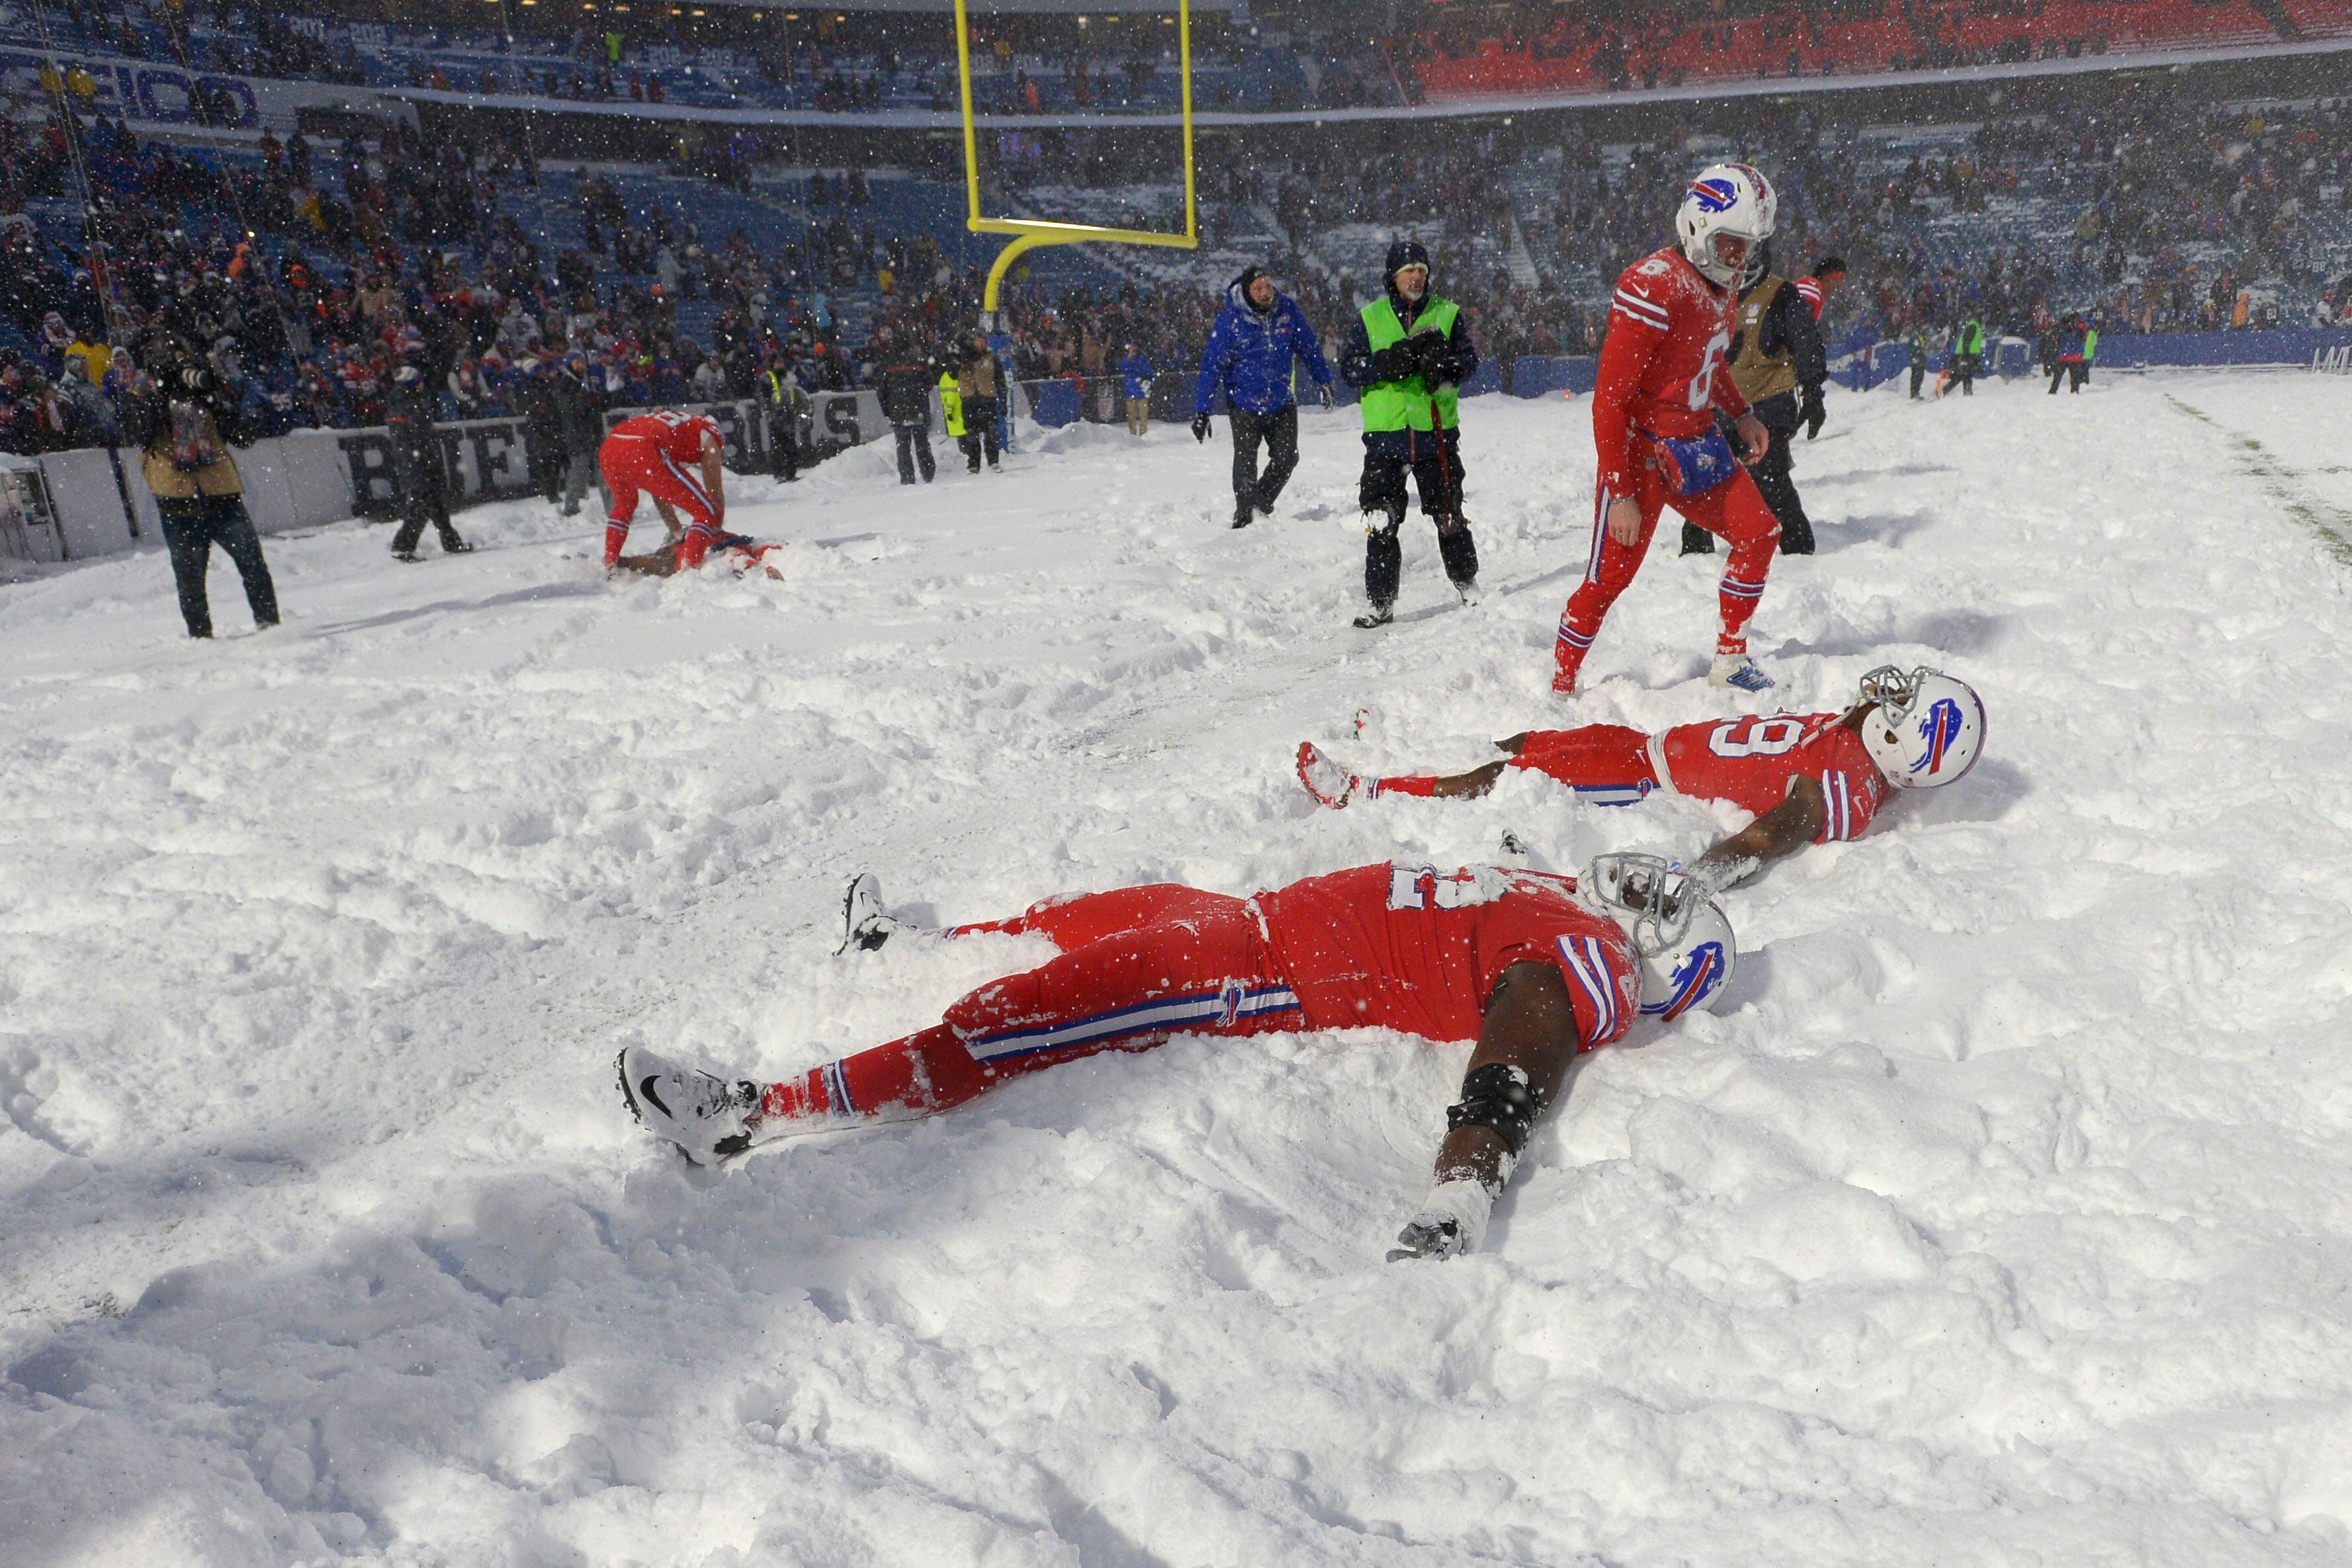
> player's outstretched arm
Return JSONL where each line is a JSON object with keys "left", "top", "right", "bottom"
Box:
{"left": 1692, "top": 777, "right": 1827, "bottom": 889}
{"left": 1393, "top": 963, "right": 1583, "bottom": 1260}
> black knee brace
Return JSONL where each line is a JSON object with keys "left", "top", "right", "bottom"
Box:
{"left": 1445, "top": 1063, "right": 1537, "bottom": 1156}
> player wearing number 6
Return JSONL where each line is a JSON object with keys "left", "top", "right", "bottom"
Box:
{"left": 617, "top": 856, "right": 1736, "bottom": 1262}
{"left": 1298, "top": 666, "right": 1985, "bottom": 889}
{"left": 1554, "top": 163, "right": 1785, "bottom": 696}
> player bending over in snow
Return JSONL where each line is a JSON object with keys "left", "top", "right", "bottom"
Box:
{"left": 1555, "top": 162, "right": 1784, "bottom": 696}
{"left": 1299, "top": 667, "right": 1985, "bottom": 889}
{"left": 600, "top": 408, "right": 728, "bottom": 573}
{"left": 619, "top": 855, "right": 1736, "bottom": 1261}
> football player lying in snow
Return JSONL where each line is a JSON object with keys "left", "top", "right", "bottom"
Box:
{"left": 618, "top": 854, "right": 1735, "bottom": 1262}
{"left": 1297, "top": 666, "right": 1984, "bottom": 889}
{"left": 609, "top": 531, "right": 786, "bottom": 580}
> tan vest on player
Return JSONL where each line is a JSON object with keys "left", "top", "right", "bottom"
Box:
{"left": 1728, "top": 276, "right": 1798, "bottom": 406}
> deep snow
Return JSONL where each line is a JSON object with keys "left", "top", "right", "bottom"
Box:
{"left": 4, "top": 370, "right": 2352, "bottom": 1567}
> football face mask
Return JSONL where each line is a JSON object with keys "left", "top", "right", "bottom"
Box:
{"left": 1583, "top": 854, "right": 1737, "bottom": 1022}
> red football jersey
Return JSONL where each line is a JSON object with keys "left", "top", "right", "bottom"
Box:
{"left": 1794, "top": 276, "right": 1827, "bottom": 321}
{"left": 607, "top": 409, "right": 724, "bottom": 464}
{"left": 1592, "top": 246, "right": 1747, "bottom": 493}
{"left": 1254, "top": 864, "right": 1637, "bottom": 1049}
{"left": 1656, "top": 713, "right": 1886, "bottom": 843}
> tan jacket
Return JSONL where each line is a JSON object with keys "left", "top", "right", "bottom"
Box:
{"left": 131, "top": 394, "right": 243, "bottom": 500}
{"left": 956, "top": 355, "right": 999, "bottom": 402}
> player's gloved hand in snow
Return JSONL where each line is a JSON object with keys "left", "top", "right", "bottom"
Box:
{"left": 1319, "top": 383, "right": 1334, "bottom": 409}
{"left": 1801, "top": 384, "right": 1826, "bottom": 441}
{"left": 1191, "top": 413, "right": 1211, "bottom": 443}
{"left": 1387, "top": 1178, "right": 1495, "bottom": 1262}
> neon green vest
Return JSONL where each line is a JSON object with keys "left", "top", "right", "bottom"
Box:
{"left": 2082, "top": 329, "right": 2099, "bottom": 363}
{"left": 1360, "top": 296, "right": 1460, "bottom": 433}
{"left": 938, "top": 371, "right": 965, "bottom": 437}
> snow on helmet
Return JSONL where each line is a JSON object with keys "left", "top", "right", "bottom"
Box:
{"left": 1582, "top": 853, "right": 1737, "bottom": 1022}
{"left": 1858, "top": 666, "right": 1985, "bottom": 789}
{"left": 1677, "top": 162, "right": 1778, "bottom": 286}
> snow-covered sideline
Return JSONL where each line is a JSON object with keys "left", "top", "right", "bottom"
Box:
{"left": 5, "top": 373, "right": 2352, "bottom": 1567}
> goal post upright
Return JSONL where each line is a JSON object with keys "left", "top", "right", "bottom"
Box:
{"left": 953, "top": 0, "right": 1199, "bottom": 326}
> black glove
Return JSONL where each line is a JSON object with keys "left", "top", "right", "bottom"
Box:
{"left": 1421, "top": 339, "right": 1462, "bottom": 386}
{"left": 1318, "top": 383, "right": 1334, "bottom": 409}
{"left": 1191, "top": 412, "right": 1211, "bottom": 443}
{"left": 1368, "top": 344, "right": 1413, "bottom": 382}
{"left": 1801, "top": 385, "right": 1826, "bottom": 441}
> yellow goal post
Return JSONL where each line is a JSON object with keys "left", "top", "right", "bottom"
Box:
{"left": 953, "top": 0, "right": 1199, "bottom": 320}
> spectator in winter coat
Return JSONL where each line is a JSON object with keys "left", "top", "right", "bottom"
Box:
{"left": 2052, "top": 320, "right": 2089, "bottom": 394}
{"left": 120, "top": 337, "right": 280, "bottom": 640}
{"left": 876, "top": 351, "right": 937, "bottom": 485}
{"left": 955, "top": 335, "right": 1004, "bottom": 473}
{"left": 1119, "top": 343, "right": 1154, "bottom": 435}
{"left": 553, "top": 353, "right": 609, "bottom": 515}
{"left": 1336, "top": 240, "right": 1480, "bottom": 626}
{"left": 1193, "top": 266, "right": 1332, "bottom": 529}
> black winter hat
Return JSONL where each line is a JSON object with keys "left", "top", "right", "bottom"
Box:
{"left": 1384, "top": 240, "right": 1431, "bottom": 284}
{"left": 1231, "top": 265, "right": 1274, "bottom": 312}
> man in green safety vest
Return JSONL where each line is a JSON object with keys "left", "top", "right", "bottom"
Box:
{"left": 1949, "top": 318, "right": 1984, "bottom": 396}
{"left": 938, "top": 364, "right": 967, "bottom": 466}
{"left": 1335, "top": 240, "right": 1481, "bottom": 629}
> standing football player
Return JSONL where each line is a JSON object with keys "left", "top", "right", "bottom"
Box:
{"left": 1553, "top": 163, "right": 1784, "bottom": 696}
{"left": 618, "top": 855, "right": 1735, "bottom": 1262}
{"left": 1298, "top": 666, "right": 1985, "bottom": 889}
{"left": 599, "top": 407, "right": 727, "bottom": 572}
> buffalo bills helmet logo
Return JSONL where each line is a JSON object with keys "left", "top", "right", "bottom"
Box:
{"left": 1911, "top": 698, "right": 1966, "bottom": 778}
{"left": 1648, "top": 940, "right": 1726, "bottom": 1020}
{"left": 1689, "top": 177, "right": 1740, "bottom": 214}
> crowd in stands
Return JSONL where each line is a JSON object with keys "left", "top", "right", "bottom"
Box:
{"left": 1396, "top": 0, "right": 2337, "bottom": 101}
{"left": 0, "top": 44, "right": 2343, "bottom": 456}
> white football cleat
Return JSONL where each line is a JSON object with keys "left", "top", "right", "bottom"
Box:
{"left": 1295, "top": 741, "right": 1360, "bottom": 809}
{"left": 836, "top": 871, "right": 898, "bottom": 954}
{"left": 617, "top": 1045, "right": 763, "bottom": 1166}
{"left": 1710, "top": 653, "right": 1776, "bottom": 692}
{"left": 1454, "top": 579, "right": 1482, "bottom": 607}
{"left": 1387, "top": 1178, "right": 1496, "bottom": 1261}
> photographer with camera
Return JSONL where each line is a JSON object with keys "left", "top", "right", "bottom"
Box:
{"left": 120, "top": 337, "right": 280, "bottom": 640}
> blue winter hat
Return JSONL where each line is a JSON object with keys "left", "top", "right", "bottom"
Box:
{"left": 1384, "top": 240, "right": 1431, "bottom": 284}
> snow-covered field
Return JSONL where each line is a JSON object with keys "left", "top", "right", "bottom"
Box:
{"left": 5, "top": 370, "right": 2352, "bottom": 1567}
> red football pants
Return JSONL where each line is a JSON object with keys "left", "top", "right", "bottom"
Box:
{"left": 1553, "top": 454, "right": 1778, "bottom": 691}
{"left": 1509, "top": 724, "right": 1661, "bottom": 800}
{"left": 601, "top": 439, "right": 719, "bottom": 567}
{"left": 758, "top": 886, "right": 1302, "bottom": 1131}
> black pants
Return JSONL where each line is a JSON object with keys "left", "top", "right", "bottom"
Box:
{"left": 1953, "top": 359, "right": 1975, "bottom": 396}
{"left": 963, "top": 398, "right": 1001, "bottom": 469}
{"left": 1684, "top": 413, "right": 1812, "bottom": 555}
{"left": 769, "top": 417, "right": 800, "bottom": 480}
{"left": 1360, "top": 429, "right": 1475, "bottom": 609}
{"left": 1909, "top": 363, "right": 1927, "bottom": 398}
{"left": 893, "top": 422, "right": 936, "bottom": 484}
{"left": 2048, "top": 363, "right": 2087, "bottom": 394}
{"left": 1229, "top": 404, "right": 1299, "bottom": 519}
{"left": 528, "top": 430, "right": 564, "bottom": 501}
{"left": 160, "top": 494, "right": 278, "bottom": 638}
{"left": 390, "top": 442, "right": 464, "bottom": 555}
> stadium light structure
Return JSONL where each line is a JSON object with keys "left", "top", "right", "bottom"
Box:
{"left": 953, "top": 0, "right": 1198, "bottom": 326}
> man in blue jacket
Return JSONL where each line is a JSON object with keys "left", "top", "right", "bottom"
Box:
{"left": 1193, "top": 266, "right": 1333, "bottom": 529}
{"left": 1337, "top": 240, "right": 1480, "bottom": 627}
{"left": 1119, "top": 342, "right": 1154, "bottom": 435}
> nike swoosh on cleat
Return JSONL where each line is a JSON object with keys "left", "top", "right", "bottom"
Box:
{"left": 638, "top": 1076, "right": 674, "bottom": 1118}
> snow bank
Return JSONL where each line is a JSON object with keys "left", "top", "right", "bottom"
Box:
{"left": 4, "top": 376, "right": 2352, "bottom": 1566}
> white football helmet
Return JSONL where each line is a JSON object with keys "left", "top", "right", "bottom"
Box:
{"left": 1582, "top": 853, "right": 1737, "bottom": 1022}
{"left": 1677, "top": 162, "right": 1778, "bottom": 286}
{"left": 1858, "top": 666, "right": 1986, "bottom": 789}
